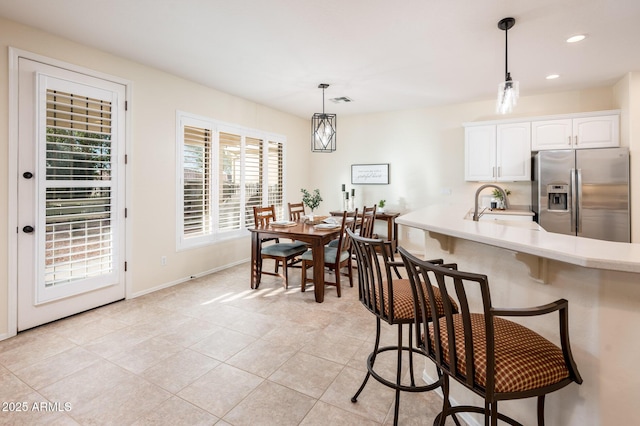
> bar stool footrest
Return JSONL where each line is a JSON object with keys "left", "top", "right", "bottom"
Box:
{"left": 366, "top": 345, "right": 442, "bottom": 393}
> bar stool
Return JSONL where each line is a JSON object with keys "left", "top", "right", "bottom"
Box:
{"left": 348, "top": 229, "right": 458, "bottom": 425}
{"left": 399, "top": 247, "right": 583, "bottom": 426}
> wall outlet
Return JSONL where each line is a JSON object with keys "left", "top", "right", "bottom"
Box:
{"left": 161, "top": 256, "right": 167, "bottom": 266}
{"left": 440, "top": 188, "right": 452, "bottom": 195}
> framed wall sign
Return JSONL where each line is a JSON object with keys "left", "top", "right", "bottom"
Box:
{"left": 351, "top": 163, "right": 390, "bottom": 185}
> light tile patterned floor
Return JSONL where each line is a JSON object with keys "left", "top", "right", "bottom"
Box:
{"left": 0, "top": 262, "right": 458, "bottom": 425}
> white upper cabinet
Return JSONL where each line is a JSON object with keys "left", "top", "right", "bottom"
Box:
{"left": 496, "top": 122, "right": 531, "bottom": 181}
{"left": 530, "top": 119, "right": 572, "bottom": 150}
{"left": 465, "top": 122, "right": 531, "bottom": 182}
{"left": 573, "top": 115, "right": 620, "bottom": 149}
{"left": 465, "top": 125, "right": 496, "bottom": 181}
{"left": 532, "top": 114, "right": 619, "bottom": 150}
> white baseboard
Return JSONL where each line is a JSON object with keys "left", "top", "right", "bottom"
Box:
{"left": 129, "top": 258, "right": 249, "bottom": 299}
{"left": 0, "top": 331, "right": 17, "bottom": 342}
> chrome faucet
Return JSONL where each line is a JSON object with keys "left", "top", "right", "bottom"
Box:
{"left": 473, "top": 184, "right": 510, "bottom": 221}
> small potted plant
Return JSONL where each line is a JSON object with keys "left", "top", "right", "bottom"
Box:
{"left": 301, "top": 188, "right": 322, "bottom": 219}
{"left": 378, "top": 199, "right": 386, "bottom": 213}
{"left": 491, "top": 188, "right": 511, "bottom": 210}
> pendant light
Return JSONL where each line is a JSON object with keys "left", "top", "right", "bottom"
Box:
{"left": 311, "top": 83, "right": 336, "bottom": 152}
{"left": 496, "top": 17, "right": 519, "bottom": 114}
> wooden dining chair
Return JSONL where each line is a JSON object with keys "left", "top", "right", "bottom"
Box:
{"left": 253, "top": 205, "right": 307, "bottom": 289}
{"left": 399, "top": 247, "right": 583, "bottom": 426}
{"left": 288, "top": 202, "right": 306, "bottom": 221}
{"left": 300, "top": 210, "right": 357, "bottom": 297}
{"left": 359, "top": 204, "right": 377, "bottom": 238}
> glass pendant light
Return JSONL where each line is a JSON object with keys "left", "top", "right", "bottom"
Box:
{"left": 496, "top": 17, "right": 519, "bottom": 114}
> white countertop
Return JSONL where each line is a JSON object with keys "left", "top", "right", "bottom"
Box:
{"left": 396, "top": 204, "right": 640, "bottom": 273}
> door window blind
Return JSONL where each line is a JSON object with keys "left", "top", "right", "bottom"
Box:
{"left": 45, "top": 90, "right": 113, "bottom": 286}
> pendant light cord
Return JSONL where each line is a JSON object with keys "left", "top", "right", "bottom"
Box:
{"left": 504, "top": 24, "right": 509, "bottom": 81}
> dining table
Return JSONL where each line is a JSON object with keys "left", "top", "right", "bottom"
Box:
{"left": 249, "top": 219, "right": 343, "bottom": 303}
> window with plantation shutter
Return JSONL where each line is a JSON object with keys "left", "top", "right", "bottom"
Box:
{"left": 219, "top": 132, "right": 242, "bottom": 232}
{"left": 177, "top": 111, "right": 287, "bottom": 249}
{"left": 183, "top": 125, "right": 211, "bottom": 237}
{"left": 244, "top": 137, "right": 262, "bottom": 227}
{"left": 267, "top": 140, "right": 284, "bottom": 214}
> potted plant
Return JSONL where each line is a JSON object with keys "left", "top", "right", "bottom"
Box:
{"left": 378, "top": 199, "right": 386, "bottom": 213}
{"left": 491, "top": 188, "right": 511, "bottom": 210}
{"left": 301, "top": 188, "right": 322, "bottom": 219}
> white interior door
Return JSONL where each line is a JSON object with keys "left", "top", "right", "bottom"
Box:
{"left": 17, "top": 58, "right": 126, "bottom": 331}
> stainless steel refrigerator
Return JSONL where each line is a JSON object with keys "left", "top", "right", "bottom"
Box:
{"left": 532, "top": 147, "right": 630, "bottom": 242}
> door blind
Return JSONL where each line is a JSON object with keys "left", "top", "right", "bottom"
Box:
{"left": 45, "top": 90, "right": 114, "bottom": 286}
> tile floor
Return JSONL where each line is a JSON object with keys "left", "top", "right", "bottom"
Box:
{"left": 0, "top": 262, "right": 459, "bottom": 425}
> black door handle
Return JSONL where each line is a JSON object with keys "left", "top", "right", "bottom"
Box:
{"left": 23, "top": 172, "right": 34, "bottom": 179}
{"left": 23, "top": 226, "right": 34, "bottom": 233}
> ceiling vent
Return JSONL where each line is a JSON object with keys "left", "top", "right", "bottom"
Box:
{"left": 330, "top": 96, "right": 353, "bottom": 104}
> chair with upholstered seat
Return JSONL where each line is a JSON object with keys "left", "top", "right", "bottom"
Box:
{"left": 349, "top": 230, "right": 458, "bottom": 426}
{"left": 399, "top": 247, "right": 583, "bottom": 426}
{"left": 253, "top": 205, "right": 307, "bottom": 289}
{"left": 300, "top": 210, "right": 357, "bottom": 297}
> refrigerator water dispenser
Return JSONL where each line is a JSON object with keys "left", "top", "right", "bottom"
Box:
{"left": 547, "top": 184, "right": 568, "bottom": 211}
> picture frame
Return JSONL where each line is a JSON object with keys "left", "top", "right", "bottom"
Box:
{"left": 351, "top": 163, "right": 390, "bottom": 185}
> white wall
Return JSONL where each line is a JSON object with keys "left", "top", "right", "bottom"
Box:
{"left": 0, "top": 17, "right": 311, "bottom": 336}
{"left": 614, "top": 72, "right": 640, "bottom": 242}
{"left": 312, "top": 87, "right": 619, "bottom": 250}
{"left": 0, "top": 15, "right": 636, "bottom": 338}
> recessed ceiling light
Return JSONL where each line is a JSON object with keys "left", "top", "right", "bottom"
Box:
{"left": 546, "top": 74, "right": 560, "bottom": 80}
{"left": 566, "top": 34, "right": 586, "bottom": 43}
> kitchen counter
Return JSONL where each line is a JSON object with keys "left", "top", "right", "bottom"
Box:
{"left": 395, "top": 204, "right": 640, "bottom": 425}
{"left": 397, "top": 204, "right": 640, "bottom": 273}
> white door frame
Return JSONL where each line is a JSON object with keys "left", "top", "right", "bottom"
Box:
{"left": 7, "top": 47, "right": 133, "bottom": 338}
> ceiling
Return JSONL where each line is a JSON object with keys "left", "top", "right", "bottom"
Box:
{"left": 1, "top": 0, "right": 639, "bottom": 118}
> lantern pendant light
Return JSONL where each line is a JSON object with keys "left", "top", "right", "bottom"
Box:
{"left": 496, "top": 17, "right": 519, "bottom": 114}
{"left": 311, "top": 83, "right": 337, "bottom": 152}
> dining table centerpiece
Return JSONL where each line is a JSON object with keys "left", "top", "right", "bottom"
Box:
{"left": 301, "top": 188, "right": 323, "bottom": 221}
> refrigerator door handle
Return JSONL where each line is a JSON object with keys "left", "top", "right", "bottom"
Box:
{"left": 570, "top": 168, "right": 577, "bottom": 234}
{"left": 576, "top": 168, "right": 583, "bottom": 234}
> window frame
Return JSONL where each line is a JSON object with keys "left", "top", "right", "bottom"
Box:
{"left": 176, "top": 111, "right": 287, "bottom": 250}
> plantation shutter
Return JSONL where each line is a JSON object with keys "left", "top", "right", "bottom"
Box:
{"left": 182, "top": 125, "right": 211, "bottom": 237}
{"left": 267, "top": 140, "right": 284, "bottom": 216}
{"left": 219, "top": 132, "right": 242, "bottom": 231}
{"left": 177, "top": 112, "right": 287, "bottom": 246}
{"left": 245, "top": 137, "right": 263, "bottom": 225}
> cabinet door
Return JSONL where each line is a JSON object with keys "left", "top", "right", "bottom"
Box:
{"left": 465, "top": 125, "right": 496, "bottom": 181}
{"left": 531, "top": 119, "right": 572, "bottom": 150}
{"left": 573, "top": 115, "right": 619, "bottom": 149}
{"left": 496, "top": 122, "right": 531, "bottom": 181}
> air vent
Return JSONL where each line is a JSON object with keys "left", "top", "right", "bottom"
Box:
{"left": 329, "top": 96, "right": 353, "bottom": 104}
